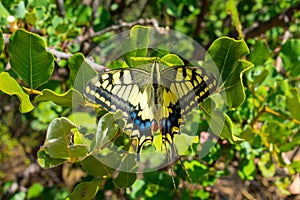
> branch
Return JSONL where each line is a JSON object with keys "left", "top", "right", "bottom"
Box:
{"left": 193, "top": 0, "right": 209, "bottom": 37}
{"left": 46, "top": 47, "right": 106, "bottom": 72}
{"left": 78, "top": 18, "right": 160, "bottom": 43}
{"left": 244, "top": 2, "right": 300, "bottom": 39}
{"left": 55, "top": 0, "right": 66, "bottom": 17}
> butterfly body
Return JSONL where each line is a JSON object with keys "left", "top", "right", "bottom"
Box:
{"left": 84, "top": 62, "right": 217, "bottom": 160}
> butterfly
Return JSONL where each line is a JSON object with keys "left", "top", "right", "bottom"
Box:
{"left": 84, "top": 62, "right": 217, "bottom": 162}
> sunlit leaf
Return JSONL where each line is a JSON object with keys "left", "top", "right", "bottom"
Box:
{"left": 27, "top": 183, "right": 44, "bottom": 199}
{"left": 0, "top": 72, "right": 34, "bottom": 113}
{"left": 238, "top": 157, "right": 256, "bottom": 180}
{"left": 121, "top": 25, "right": 150, "bottom": 67}
{"left": 160, "top": 54, "right": 184, "bottom": 66}
{"left": 37, "top": 149, "right": 66, "bottom": 169}
{"left": 34, "top": 88, "right": 85, "bottom": 107}
{"left": 258, "top": 152, "right": 276, "bottom": 178}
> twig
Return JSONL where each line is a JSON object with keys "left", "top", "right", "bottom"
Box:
{"left": 244, "top": 2, "right": 300, "bottom": 39}
{"left": 46, "top": 47, "right": 73, "bottom": 60}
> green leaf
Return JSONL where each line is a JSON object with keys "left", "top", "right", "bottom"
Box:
{"left": 280, "top": 133, "right": 300, "bottom": 152}
{"left": 258, "top": 152, "right": 276, "bottom": 178}
{"left": 129, "top": 57, "right": 158, "bottom": 68}
{"left": 90, "top": 112, "right": 120, "bottom": 152}
{"left": 160, "top": 54, "right": 184, "bottom": 66}
{"left": 238, "top": 156, "right": 256, "bottom": 180}
{"left": 248, "top": 39, "right": 271, "bottom": 66}
{"left": 27, "top": 183, "right": 44, "bottom": 199}
{"left": 288, "top": 161, "right": 300, "bottom": 174}
{"left": 0, "top": 30, "right": 4, "bottom": 55}
{"left": 25, "top": 9, "right": 37, "bottom": 26}
{"left": 247, "top": 65, "right": 270, "bottom": 85}
{"left": 12, "top": 1, "right": 26, "bottom": 19}
{"left": 121, "top": 25, "right": 151, "bottom": 67}
{"left": 280, "top": 39, "right": 300, "bottom": 77}
{"left": 37, "top": 149, "right": 66, "bottom": 169}
{"left": 128, "top": 179, "right": 146, "bottom": 199}
{"left": 200, "top": 97, "right": 243, "bottom": 143}
{"left": 0, "top": 2, "right": 10, "bottom": 19}
{"left": 224, "top": 60, "right": 254, "bottom": 108}
{"left": 68, "top": 178, "right": 103, "bottom": 200}
{"left": 8, "top": 29, "right": 54, "bottom": 89}
{"left": 119, "top": 154, "right": 138, "bottom": 173}
{"left": 68, "top": 53, "right": 97, "bottom": 92}
{"left": 193, "top": 190, "right": 210, "bottom": 199}
{"left": 262, "top": 121, "right": 290, "bottom": 145}
{"left": 68, "top": 112, "right": 96, "bottom": 131}
{"left": 205, "top": 37, "right": 253, "bottom": 108}
{"left": 34, "top": 88, "right": 85, "bottom": 107}
{"left": 113, "top": 171, "right": 137, "bottom": 188}
{"left": 286, "top": 88, "right": 300, "bottom": 121}
{"left": 274, "top": 177, "right": 291, "bottom": 195}
{"left": 43, "top": 117, "right": 89, "bottom": 159}
{"left": 74, "top": 5, "right": 92, "bottom": 26}
{"left": 81, "top": 155, "right": 113, "bottom": 177}
{"left": 163, "top": 0, "right": 181, "bottom": 17}
{"left": 0, "top": 72, "right": 34, "bottom": 113}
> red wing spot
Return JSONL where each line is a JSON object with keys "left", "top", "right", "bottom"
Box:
{"left": 152, "top": 120, "right": 158, "bottom": 132}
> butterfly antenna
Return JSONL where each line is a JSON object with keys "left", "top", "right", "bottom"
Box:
{"left": 170, "top": 163, "right": 177, "bottom": 189}
{"left": 179, "top": 158, "right": 193, "bottom": 183}
{"left": 162, "top": 140, "right": 177, "bottom": 189}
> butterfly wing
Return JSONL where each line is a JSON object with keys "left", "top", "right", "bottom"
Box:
{"left": 159, "top": 66, "right": 217, "bottom": 156}
{"left": 84, "top": 68, "right": 156, "bottom": 158}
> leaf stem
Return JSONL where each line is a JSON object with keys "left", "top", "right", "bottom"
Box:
{"left": 23, "top": 87, "right": 42, "bottom": 95}
{"left": 84, "top": 101, "right": 101, "bottom": 109}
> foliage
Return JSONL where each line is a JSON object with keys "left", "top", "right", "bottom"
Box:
{"left": 0, "top": 0, "right": 299, "bottom": 199}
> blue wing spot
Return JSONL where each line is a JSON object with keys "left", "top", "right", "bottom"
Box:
{"left": 167, "top": 120, "right": 171, "bottom": 127}
{"left": 145, "top": 121, "right": 151, "bottom": 128}
{"left": 130, "top": 112, "right": 137, "bottom": 120}
{"left": 134, "top": 118, "right": 141, "bottom": 126}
